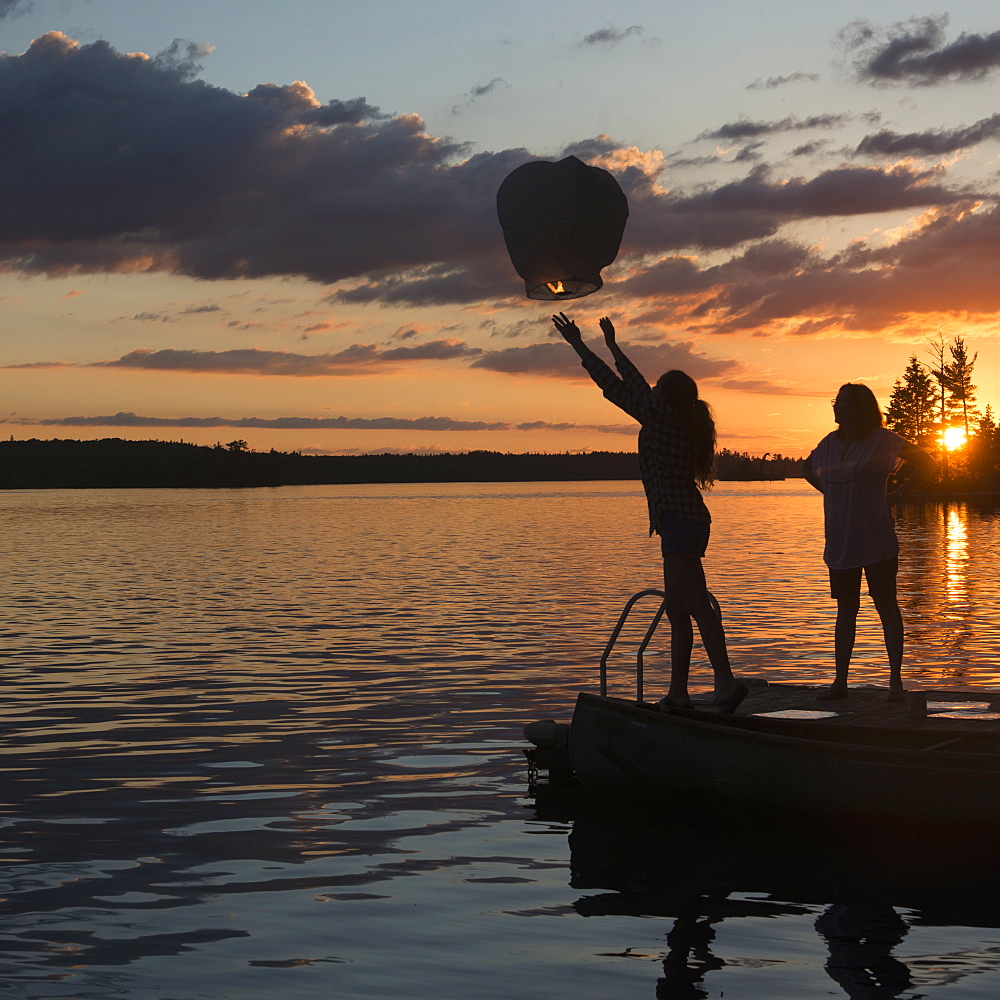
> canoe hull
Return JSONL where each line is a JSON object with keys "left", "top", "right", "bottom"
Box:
{"left": 569, "top": 692, "right": 1000, "bottom": 823}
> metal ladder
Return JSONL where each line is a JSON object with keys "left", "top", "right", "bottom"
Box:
{"left": 599, "top": 589, "right": 722, "bottom": 702}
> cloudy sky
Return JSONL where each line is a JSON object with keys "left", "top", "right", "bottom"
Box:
{"left": 4, "top": 0, "right": 1000, "bottom": 456}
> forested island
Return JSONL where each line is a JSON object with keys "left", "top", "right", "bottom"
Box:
{"left": 0, "top": 438, "right": 803, "bottom": 489}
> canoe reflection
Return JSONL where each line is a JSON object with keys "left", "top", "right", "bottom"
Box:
{"left": 536, "top": 784, "right": 1000, "bottom": 999}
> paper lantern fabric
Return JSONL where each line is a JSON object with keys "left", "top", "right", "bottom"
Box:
{"left": 496, "top": 155, "right": 629, "bottom": 301}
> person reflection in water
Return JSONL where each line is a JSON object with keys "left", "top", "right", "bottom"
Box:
{"left": 804, "top": 384, "right": 936, "bottom": 702}
{"left": 815, "top": 904, "right": 913, "bottom": 1000}
{"left": 657, "top": 915, "right": 725, "bottom": 1000}
{"left": 552, "top": 312, "right": 746, "bottom": 713}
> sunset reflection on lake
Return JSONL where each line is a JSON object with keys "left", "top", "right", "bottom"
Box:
{"left": 3, "top": 481, "right": 1000, "bottom": 998}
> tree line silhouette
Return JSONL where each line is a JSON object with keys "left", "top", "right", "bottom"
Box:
{"left": 884, "top": 334, "right": 1000, "bottom": 491}
{"left": 0, "top": 438, "right": 802, "bottom": 490}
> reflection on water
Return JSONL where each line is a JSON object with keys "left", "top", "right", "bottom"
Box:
{"left": 559, "top": 788, "right": 1000, "bottom": 1000}
{"left": 897, "top": 497, "right": 1000, "bottom": 683}
{"left": 945, "top": 506, "right": 969, "bottom": 600}
{"left": 1, "top": 482, "right": 1000, "bottom": 998}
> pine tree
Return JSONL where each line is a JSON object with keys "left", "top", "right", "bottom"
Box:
{"left": 968, "top": 405, "right": 998, "bottom": 483}
{"left": 946, "top": 336, "right": 979, "bottom": 437}
{"left": 884, "top": 378, "right": 910, "bottom": 438}
{"left": 925, "top": 332, "right": 957, "bottom": 439}
{"left": 884, "top": 356, "right": 936, "bottom": 446}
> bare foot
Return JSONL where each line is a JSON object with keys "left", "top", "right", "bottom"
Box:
{"left": 886, "top": 686, "right": 906, "bottom": 703}
{"left": 817, "top": 684, "right": 848, "bottom": 701}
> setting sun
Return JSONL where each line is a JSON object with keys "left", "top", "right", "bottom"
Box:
{"left": 941, "top": 427, "right": 968, "bottom": 451}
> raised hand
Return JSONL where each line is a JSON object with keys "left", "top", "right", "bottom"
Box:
{"left": 599, "top": 316, "right": 616, "bottom": 347}
{"left": 552, "top": 312, "right": 582, "bottom": 343}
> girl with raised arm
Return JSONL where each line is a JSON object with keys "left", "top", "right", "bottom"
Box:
{"left": 552, "top": 312, "right": 746, "bottom": 713}
{"left": 804, "top": 383, "right": 936, "bottom": 702}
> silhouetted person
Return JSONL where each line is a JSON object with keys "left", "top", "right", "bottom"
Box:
{"left": 553, "top": 313, "right": 745, "bottom": 712}
{"left": 804, "top": 384, "right": 936, "bottom": 701}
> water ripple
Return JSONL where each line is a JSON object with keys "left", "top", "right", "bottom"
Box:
{"left": 2, "top": 483, "right": 1000, "bottom": 997}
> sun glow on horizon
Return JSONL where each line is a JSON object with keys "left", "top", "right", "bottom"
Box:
{"left": 941, "top": 426, "right": 968, "bottom": 451}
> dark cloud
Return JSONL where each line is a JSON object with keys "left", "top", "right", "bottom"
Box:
{"left": 746, "top": 72, "right": 819, "bottom": 90}
{"left": 478, "top": 318, "right": 546, "bottom": 340}
{"left": 667, "top": 163, "right": 971, "bottom": 220}
{"left": 558, "top": 134, "right": 623, "bottom": 161}
{"left": 615, "top": 202, "right": 1000, "bottom": 336}
{"left": 844, "top": 15, "right": 1000, "bottom": 85}
{"left": 127, "top": 312, "right": 176, "bottom": 323}
{"left": 733, "top": 142, "right": 766, "bottom": 163}
{"left": 790, "top": 140, "right": 829, "bottom": 157}
{"left": 855, "top": 113, "right": 1000, "bottom": 156}
{"left": 513, "top": 420, "right": 633, "bottom": 434}
{"left": 340, "top": 156, "right": 974, "bottom": 308}
{"left": 90, "top": 341, "right": 481, "bottom": 375}
{"left": 0, "top": 360, "right": 63, "bottom": 369}
{"left": 180, "top": 303, "right": 222, "bottom": 314}
{"left": 451, "top": 77, "right": 509, "bottom": 115}
{"left": 0, "top": 31, "right": 481, "bottom": 285}
{"left": 711, "top": 379, "right": 804, "bottom": 394}
{"left": 153, "top": 39, "right": 215, "bottom": 81}
{"left": 619, "top": 239, "right": 815, "bottom": 304}
{"left": 0, "top": 29, "right": 981, "bottom": 322}
{"left": 470, "top": 337, "right": 742, "bottom": 383}
{"left": 7, "top": 411, "right": 510, "bottom": 430}
{"left": 332, "top": 260, "right": 516, "bottom": 307}
{"left": 468, "top": 76, "right": 510, "bottom": 101}
{"left": 244, "top": 82, "right": 384, "bottom": 126}
{"left": 667, "top": 152, "right": 726, "bottom": 169}
{"left": 699, "top": 114, "right": 850, "bottom": 141}
{"left": 580, "top": 24, "right": 643, "bottom": 47}
{"left": 1, "top": 411, "right": 638, "bottom": 434}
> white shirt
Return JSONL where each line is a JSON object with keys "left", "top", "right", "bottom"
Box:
{"left": 809, "top": 427, "right": 906, "bottom": 569}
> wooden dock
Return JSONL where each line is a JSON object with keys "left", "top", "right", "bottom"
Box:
{"left": 652, "top": 682, "right": 1000, "bottom": 746}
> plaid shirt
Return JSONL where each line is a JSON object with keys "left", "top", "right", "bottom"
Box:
{"left": 581, "top": 348, "right": 710, "bottom": 532}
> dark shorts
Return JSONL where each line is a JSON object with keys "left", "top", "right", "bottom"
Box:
{"left": 657, "top": 511, "right": 710, "bottom": 558}
{"left": 828, "top": 556, "right": 898, "bottom": 601}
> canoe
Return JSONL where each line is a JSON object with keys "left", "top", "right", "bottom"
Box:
{"left": 561, "top": 685, "right": 1000, "bottom": 823}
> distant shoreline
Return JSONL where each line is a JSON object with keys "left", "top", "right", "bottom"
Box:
{"left": 3, "top": 437, "right": 996, "bottom": 494}
{"left": 0, "top": 437, "right": 807, "bottom": 490}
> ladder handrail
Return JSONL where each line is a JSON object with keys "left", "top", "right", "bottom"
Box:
{"left": 600, "top": 589, "right": 722, "bottom": 702}
{"left": 599, "top": 589, "right": 667, "bottom": 701}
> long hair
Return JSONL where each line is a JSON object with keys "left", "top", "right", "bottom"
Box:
{"left": 836, "top": 383, "right": 883, "bottom": 435}
{"left": 654, "top": 370, "right": 716, "bottom": 489}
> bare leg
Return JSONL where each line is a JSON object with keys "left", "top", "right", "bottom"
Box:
{"left": 820, "top": 595, "right": 859, "bottom": 699}
{"left": 873, "top": 594, "right": 904, "bottom": 700}
{"left": 663, "top": 596, "right": 694, "bottom": 706}
{"left": 663, "top": 553, "right": 738, "bottom": 702}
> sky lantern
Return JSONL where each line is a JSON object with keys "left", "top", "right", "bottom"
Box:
{"left": 496, "top": 155, "right": 629, "bottom": 300}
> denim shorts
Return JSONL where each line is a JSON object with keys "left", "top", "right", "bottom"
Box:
{"left": 828, "top": 556, "right": 898, "bottom": 600}
{"left": 657, "top": 511, "right": 710, "bottom": 558}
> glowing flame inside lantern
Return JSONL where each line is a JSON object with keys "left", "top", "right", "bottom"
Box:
{"left": 546, "top": 281, "right": 568, "bottom": 295}
{"left": 941, "top": 427, "right": 967, "bottom": 451}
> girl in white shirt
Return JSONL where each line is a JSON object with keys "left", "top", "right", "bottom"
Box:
{"left": 804, "top": 383, "right": 936, "bottom": 702}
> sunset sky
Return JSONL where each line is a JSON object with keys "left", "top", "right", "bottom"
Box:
{"left": 4, "top": 0, "right": 1000, "bottom": 458}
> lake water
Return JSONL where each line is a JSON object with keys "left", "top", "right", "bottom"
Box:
{"left": 3, "top": 480, "right": 1000, "bottom": 999}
